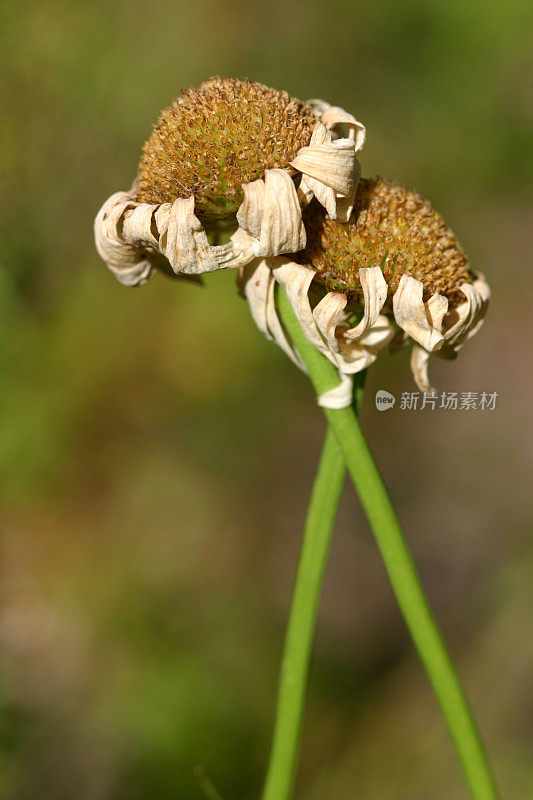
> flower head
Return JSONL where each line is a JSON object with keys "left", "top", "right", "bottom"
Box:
{"left": 240, "top": 178, "right": 489, "bottom": 401}
{"left": 94, "top": 77, "right": 365, "bottom": 287}
{"left": 298, "top": 179, "right": 472, "bottom": 307}
{"left": 135, "top": 77, "right": 317, "bottom": 220}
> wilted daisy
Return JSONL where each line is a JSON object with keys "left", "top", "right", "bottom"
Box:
{"left": 239, "top": 178, "right": 490, "bottom": 401}
{"left": 94, "top": 77, "right": 365, "bottom": 287}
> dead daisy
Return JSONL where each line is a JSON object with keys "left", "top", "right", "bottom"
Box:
{"left": 94, "top": 77, "right": 365, "bottom": 287}
{"left": 94, "top": 90, "right": 499, "bottom": 800}
{"left": 240, "top": 178, "right": 490, "bottom": 400}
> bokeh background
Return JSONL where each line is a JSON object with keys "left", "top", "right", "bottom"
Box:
{"left": 1, "top": 1, "right": 532, "bottom": 798}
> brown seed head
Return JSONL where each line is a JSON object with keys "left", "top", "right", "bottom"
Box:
{"left": 134, "top": 76, "right": 317, "bottom": 221}
{"left": 297, "top": 178, "right": 474, "bottom": 308}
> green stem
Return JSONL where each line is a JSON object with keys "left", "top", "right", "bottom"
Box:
{"left": 262, "top": 373, "right": 366, "bottom": 800}
{"left": 275, "top": 285, "right": 500, "bottom": 800}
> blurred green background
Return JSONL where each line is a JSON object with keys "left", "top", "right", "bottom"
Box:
{"left": 1, "top": 1, "right": 532, "bottom": 798}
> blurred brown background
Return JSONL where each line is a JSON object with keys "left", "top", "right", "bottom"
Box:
{"left": 1, "top": 1, "right": 532, "bottom": 798}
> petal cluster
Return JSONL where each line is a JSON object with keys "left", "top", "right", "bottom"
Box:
{"left": 94, "top": 80, "right": 365, "bottom": 288}
{"left": 239, "top": 259, "right": 394, "bottom": 407}
{"left": 239, "top": 179, "right": 490, "bottom": 400}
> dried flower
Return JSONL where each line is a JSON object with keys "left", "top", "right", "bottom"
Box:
{"left": 240, "top": 178, "right": 489, "bottom": 400}
{"left": 94, "top": 77, "right": 365, "bottom": 287}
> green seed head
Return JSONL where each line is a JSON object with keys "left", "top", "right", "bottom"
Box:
{"left": 298, "top": 178, "right": 474, "bottom": 308}
{"left": 134, "top": 76, "right": 317, "bottom": 222}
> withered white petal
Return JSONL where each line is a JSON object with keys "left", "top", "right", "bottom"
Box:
{"left": 344, "top": 266, "right": 388, "bottom": 340}
{"left": 355, "top": 315, "right": 396, "bottom": 350}
{"left": 299, "top": 175, "right": 337, "bottom": 219}
{"left": 408, "top": 278, "right": 489, "bottom": 389}
{"left": 464, "top": 274, "right": 490, "bottom": 342}
{"left": 410, "top": 345, "right": 434, "bottom": 394}
{"left": 242, "top": 258, "right": 394, "bottom": 400}
{"left": 95, "top": 191, "right": 237, "bottom": 283}
{"left": 320, "top": 106, "right": 366, "bottom": 153}
{"left": 317, "top": 375, "right": 354, "bottom": 409}
{"left": 236, "top": 179, "right": 266, "bottom": 240}
{"left": 265, "top": 271, "right": 305, "bottom": 369}
{"left": 425, "top": 292, "right": 449, "bottom": 333}
{"left": 334, "top": 161, "right": 360, "bottom": 223}
{"left": 442, "top": 275, "right": 489, "bottom": 351}
{"left": 290, "top": 122, "right": 360, "bottom": 221}
{"left": 94, "top": 192, "right": 153, "bottom": 286}
{"left": 305, "top": 99, "right": 366, "bottom": 153}
{"left": 337, "top": 316, "right": 395, "bottom": 375}
{"left": 237, "top": 170, "right": 306, "bottom": 258}
{"left": 290, "top": 128, "right": 356, "bottom": 196}
{"left": 300, "top": 164, "right": 360, "bottom": 222}
{"left": 335, "top": 347, "right": 379, "bottom": 374}
{"left": 240, "top": 260, "right": 272, "bottom": 342}
{"left": 312, "top": 292, "right": 348, "bottom": 355}
{"left": 121, "top": 202, "right": 160, "bottom": 249}
{"left": 158, "top": 196, "right": 219, "bottom": 274}
{"left": 258, "top": 170, "right": 307, "bottom": 256}
{"left": 271, "top": 261, "right": 323, "bottom": 351}
{"left": 393, "top": 275, "right": 445, "bottom": 353}
{"left": 214, "top": 227, "right": 256, "bottom": 269}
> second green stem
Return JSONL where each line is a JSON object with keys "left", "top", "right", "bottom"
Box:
{"left": 272, "top": 285, "right": 500, "bottom": 800}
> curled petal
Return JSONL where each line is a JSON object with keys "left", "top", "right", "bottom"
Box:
{"left": 355, "top": 315, "right": 396, "bottom": 350}
{"left": 214, "top": 227, "right": 256, "bottom": 269}
{"left": 240, "top": 256, "right": 395, "bottom": 405}
{"left": 317, "top": 374, "right": 354, "bottom": 409}
{"left": 94, "top": 192, "right": 153, "bottom": 286}
{"left": 272, "top": 261, "right": 393, "bottom": 376}
{"left": 410, "top": 345, "right": 435, "bottom": 394}
{"left": 236, "top": 179, "right": 265, "bottom": 239}
{"left": 465, "top": 273, "right": 490, "bottom": 341}
{"left": 441, "top": 273, "right": 490, "bottom": 353}
{"left": 473, "top": 272, "right": 491, "bottom": 304}
{"left": 337, "top": 347, "right": 378, "bottom": 374}
{"left": 320, "top": 106, "right": 366, "bottom": 153}
{"left": 237, "top": 170, "right": 306, "bottom": 257}
{"left": 290, "top": 126, "right": 356, "bottom": 196}
{"left": 312, "top": 292, "right": 348, "bottom": 355}
{"left": 338, "top": 315, "right": 395, "bottom": 374}
{"left": 240, "top": 259, "right": 304, "bottom": 369}
{"left": 443, "top": 284, "right": 481, "bottom": 345}
{"left": 240, "top": 260, "right": 272, "bottom": 341}
{"left": 299, "top": 174, "right": 337, "bottom": 219}
{"left": 392, "top": 275, "right": 445, "bottom": 352}
{"left": 425, "top": 292, "right": 449, "bottom": 333}
{"left": 344, "top": 266, "right": 388, "bottom": 340}
{"left": 265, "top": 269, "right": 305, "bottom": 369}
{"left": 271, "top": 261, "right": 323, "bottom": 350}
{"left": 306, "top": 99, "right": 366, "bottom": 153}
{"left": 157, "top": 196, "right": 219, "bottom": 274}
{"left": 334, "top": 161, "right": 360, "bottom": 223}
{"left": 259, "top": 171, "right": 306, "bottom": 256}
{"left": 291, "top": 122, "right": 358, "bottom": 220}
{"left": 299, "top": 159, "right": 360, "bottom": 222}
{"left": 95, "top": 191, "right": 243, "bottom": 284}
{"left": 121, "top": 202, "right": 159, "bottom": 248}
